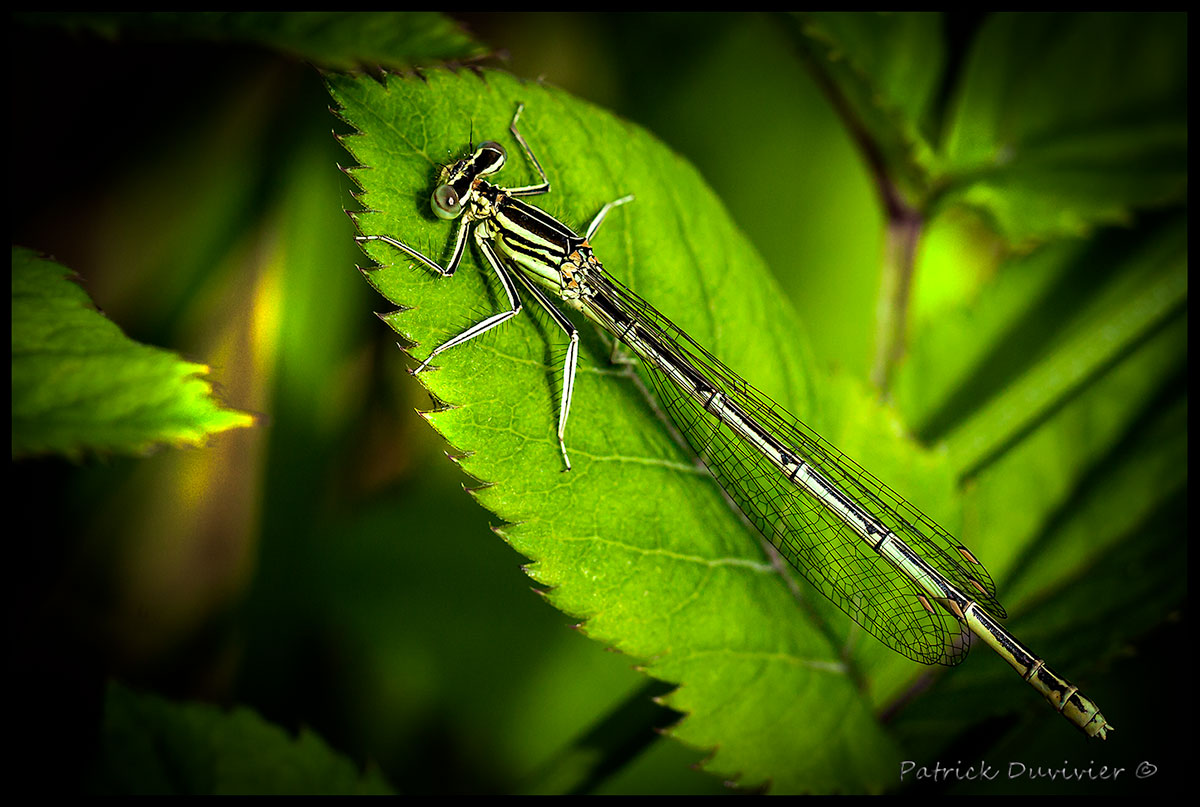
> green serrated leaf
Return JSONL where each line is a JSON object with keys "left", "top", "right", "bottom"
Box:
{"left": 17, "top": 11, "right": 486, "bottom": 71}
{"left": 937, "top": 12, "right": 1187, "bottom": 245}
{"left": 91, "top": 681, "right": 394, "bottom": 795}
{"left": 11, "top": 247, "right": 253, "bottom": 459}
{"left": 327, "top": 68, "right": 976, "bottom": 793}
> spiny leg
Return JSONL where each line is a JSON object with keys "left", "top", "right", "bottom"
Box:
{"left": 356, "top": 215, "right": 470, "bottom": 277}
{"left": 414, "top": 233, "right": 524, "bottom": 374}
{"left": 585, "top": 195, "right": 635, "bottom": 242}
{"left": 506, "top": 103, "right": 552, "bottom": 198}
{"left": 514, "top": 272, "right": 580, "bottom": 471}
{"left": 583, "top": 194, "right": 639, "bottom": 366}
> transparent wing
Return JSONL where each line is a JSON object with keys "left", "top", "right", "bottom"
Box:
{"left": 598, "top": 271, "right": 1003, "bottom": 666}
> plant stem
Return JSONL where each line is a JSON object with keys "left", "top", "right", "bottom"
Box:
{"left": 870, "top": 202, "right": 922, "bottom": 396}
{"left": 781, "top": 13, "right": 926, "bottom": 396}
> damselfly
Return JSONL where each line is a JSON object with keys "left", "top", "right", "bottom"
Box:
{"left": 357, "top": 105, "right": 1111, "bottom": 739}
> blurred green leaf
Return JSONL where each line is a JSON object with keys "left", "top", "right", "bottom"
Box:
{"left": 952, "top": 304, "right": 1186, "bottom": 598}
{"left": 18, "top": 11, "right": 486, "bottom": 71}
{"left": 787, "top": 11, "right": 945, "bottom": 197}
{"left": 942, "top": 220, "right": 1186, "bottom": 476}
{"left": 11, "top": 247, "right": 253, "bottom": 459}
{"left": 937, "top": 13, "right": 1187, "bottom": 244}
{"left": 328, "top": 68, "right": 976, "bottom": 793}
{"left": 790, "top": 12, "right": 1187, "bottom": 246}
{"left": 90, "top": 682, "right": 394, "bottom": 795}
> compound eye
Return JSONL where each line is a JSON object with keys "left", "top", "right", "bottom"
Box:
{"left": 478, "top": 140, "right": 507, "bottom": 173}
{"left": 432, "top": 184, "right": 463, "bottom": 219}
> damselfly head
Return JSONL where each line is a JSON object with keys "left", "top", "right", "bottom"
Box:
{"left": 431, "top": 141, "right": 509, "bottom": 220}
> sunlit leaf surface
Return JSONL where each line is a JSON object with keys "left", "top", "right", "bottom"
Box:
{"left": 11, "top": 247, "right": 254, "bottom": 459}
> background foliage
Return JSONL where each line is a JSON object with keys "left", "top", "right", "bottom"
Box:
{"left": 11, "top": 12, "right": 1186, "bottom": 795}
